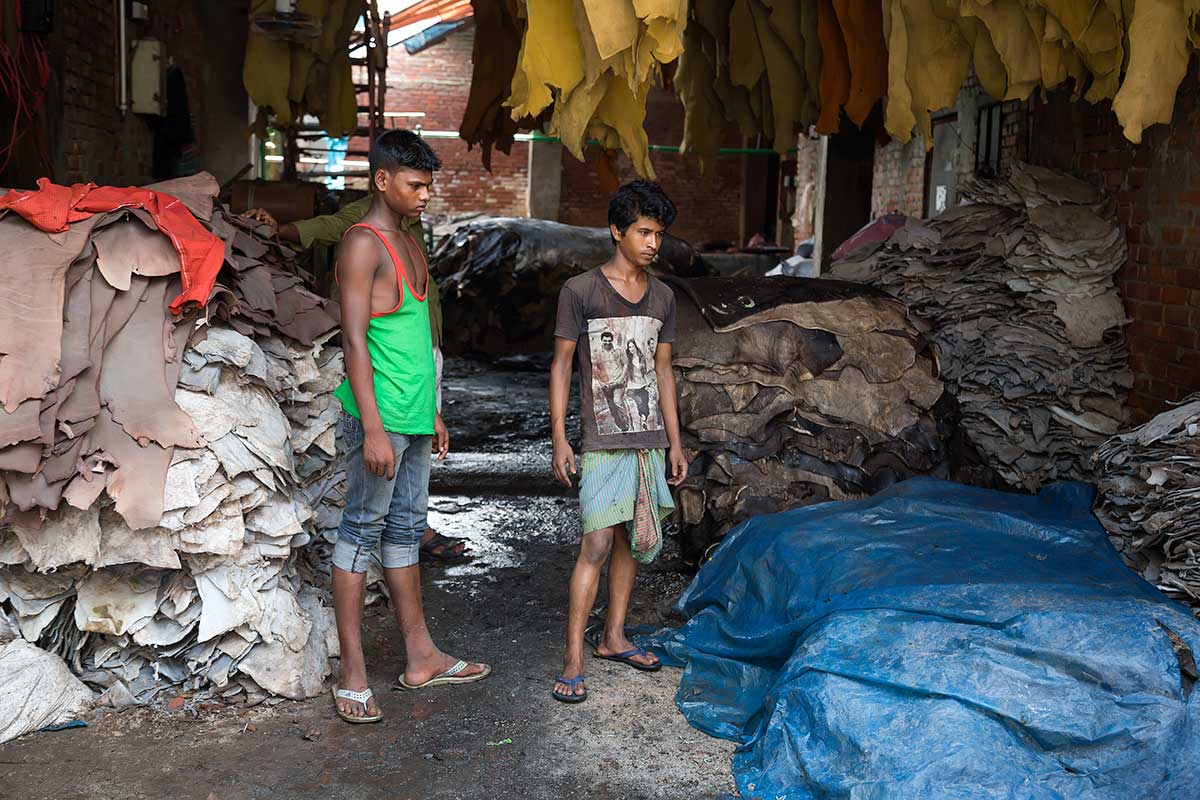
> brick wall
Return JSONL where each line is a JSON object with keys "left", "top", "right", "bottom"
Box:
{"left": 48, "top": 0, "right": 154, "bottom": 185}
{"left": 381, "top": 24, "right": 529, "bottom": 218}
{"left": 1, "top": 0, "right": 249, "bottom": 189}
{"left": 871, "top": 138, "right": 926, "bottom": 218}
{"left": 1026, "top": 74, "right": 1200, "bottom": 414}
{"left": 870, "top": 77, "right": 1028, "bottom": 222}
{"left": 558, "top": 87, "right": 745, "bottom": 248}
{"left": 1000, "top": 99, "right": 1029, "bottom": 166}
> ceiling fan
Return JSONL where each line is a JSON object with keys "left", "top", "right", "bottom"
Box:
{"left": 251, "top": 0, "right": 323, "bottom": 42}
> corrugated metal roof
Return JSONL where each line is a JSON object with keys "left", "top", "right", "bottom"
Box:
{"left": 386, "top": 0, "right": 472, "bottom": 32}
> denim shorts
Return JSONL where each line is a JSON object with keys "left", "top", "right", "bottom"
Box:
{"left": 333, "top": 414, "right": 432, "bottom": 573}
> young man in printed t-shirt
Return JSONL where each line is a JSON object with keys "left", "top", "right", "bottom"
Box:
{"left": 548, "top": 180, "right": 689, "bottom": 703}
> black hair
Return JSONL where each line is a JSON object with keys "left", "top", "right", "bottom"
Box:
{"left": 607, "top": 180, "right": 676, "bottom": 240}
{"left": 369, "top": 129, "right": 442, "bottom": 176}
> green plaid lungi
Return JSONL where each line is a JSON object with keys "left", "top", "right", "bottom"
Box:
{"left": 579, "top": 448, "right": 675, "bottom": 564}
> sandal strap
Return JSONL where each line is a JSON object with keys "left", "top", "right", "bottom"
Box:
{"left": 613, "top": 646, "right": 652, "bottom": 660}
{"left": 440, "top": 660, "right": 469, "bottom": 678}
{"left": 335, "top": 687, "right": 374, "bottom": 704}
{"left": 555, "top": 675, "right": 585, "bottom": 685}
{"left": 424, "top": 532, "right": 466, "bottom": 548}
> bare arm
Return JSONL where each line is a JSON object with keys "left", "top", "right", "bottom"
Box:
{"left": 550, "top": 336, "right": 577, "bottom": 486}
{"left": 240, "top": 208, "right": 301, "bottom": 243}
{"left": 277, "top": 223, "right": 301, "bottom": 243}
{"left": 338, "top": 230, "right": 394, "bottom": 477}
{"left": 655, "top": 342, "right": 688, "bottom": 486}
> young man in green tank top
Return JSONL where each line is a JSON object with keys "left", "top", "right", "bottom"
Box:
{"left": 241, "top": 199, "right": 469, "bottom": 560}
{"left": 330, "top": 130, "right": 490, "bottom": 723}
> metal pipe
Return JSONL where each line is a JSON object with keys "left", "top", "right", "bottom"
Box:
{"left": 115, "top": 0, "right": 128, "bottom": 114}
{"left": 294, "top": 170, "right": 370, "bottom": 178}
{"left": 406, "top": 129, "right": 801, "bottom": 155}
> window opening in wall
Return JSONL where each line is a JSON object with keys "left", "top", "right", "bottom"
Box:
{"left": 923, "top": 113, "right": 959, "bottom": 217}
{"left": 976, "top": 103, "right": 1003, "bottom": 177}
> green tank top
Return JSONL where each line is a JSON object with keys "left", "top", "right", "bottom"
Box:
{"left": 334, "top": 222, "right": 436, "bottom": 435}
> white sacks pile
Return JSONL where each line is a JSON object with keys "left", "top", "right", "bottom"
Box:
{"left": 831, "top": 163, "right": 1132, "bottom": 490}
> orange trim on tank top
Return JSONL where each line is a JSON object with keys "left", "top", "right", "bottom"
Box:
{"left": 341, "top": 222, "right": 429, "bottom": 318}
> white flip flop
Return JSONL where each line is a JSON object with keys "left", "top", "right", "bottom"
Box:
{"left": 333, "top": 686, "right": 383, "bottom": 723}
{"left": 395, "top": 660, "right": 492, "bottom": 690}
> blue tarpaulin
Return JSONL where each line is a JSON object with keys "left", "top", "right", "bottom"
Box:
{"left": 648, "top": 478, "right": 1200, "bottom": 799}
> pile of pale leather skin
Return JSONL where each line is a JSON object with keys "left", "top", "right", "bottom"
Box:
{"left": 0, "top": 173, "right": 348, "bottom": 707}
{"left": 831, "top": 164, "right": 1132, "bottom": 493}
{"left": 666, "top": 273, "right": 951, "bottom": 561}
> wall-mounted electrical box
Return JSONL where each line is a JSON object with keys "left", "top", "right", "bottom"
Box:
{"left": 130, "top": 38, "right": 165, "bottom": 116}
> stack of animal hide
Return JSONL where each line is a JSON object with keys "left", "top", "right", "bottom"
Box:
{"left": 830, "top": 164, "right": 1131, "bottom": 491}
{"left": 432, "top": 217, "right": 710, "bottom": 357}
{"left": 667, "top": 275, "right": 949, "bottom": 559}
{"left": 1093, "top": 395, "right": 1200, "bottom": 607}
{"left": 0, "top": 174, "right": 346, "bottom": 706}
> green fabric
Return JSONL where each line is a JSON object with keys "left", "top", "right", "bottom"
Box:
{"left": 293, "top": 196, "right": 373, "bottom": 249}
{"left": 578, "top": 448, "right": 675, "bottom": 564}
{"left": 333, "top": 226, "right": 437, "bottom": 435}
{"left": 293, "top": 196, "right": 443, "bottom": 348}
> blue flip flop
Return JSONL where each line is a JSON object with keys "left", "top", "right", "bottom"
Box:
{"left": 594, "top": 645, "right": 661, "bottom": 672}
{"left": 551, "top": 675, "right": 588, "bottom": 703}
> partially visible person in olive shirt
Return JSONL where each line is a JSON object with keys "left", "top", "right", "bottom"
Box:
{"left": 242, "top": 198, "right": 443, "bottom": 358}
{"left": 242, "top": 200, "right": 466, "bottom": 560}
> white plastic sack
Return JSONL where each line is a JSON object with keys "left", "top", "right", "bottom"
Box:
{"left": 0, "top": 640, "right": 95, "bottom": 744}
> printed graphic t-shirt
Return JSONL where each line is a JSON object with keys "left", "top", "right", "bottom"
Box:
{"left": 554, "top": 267, "right": 677, "bottom": 452}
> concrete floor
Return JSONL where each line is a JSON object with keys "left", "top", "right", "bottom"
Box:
{"left": 0, "top": 361, "right": 736, "bottom": 800}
